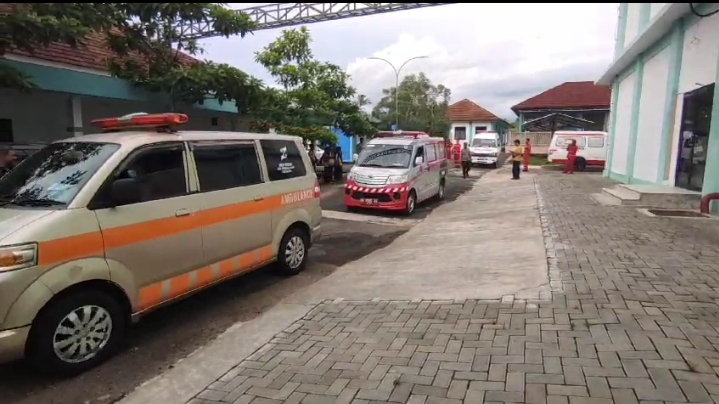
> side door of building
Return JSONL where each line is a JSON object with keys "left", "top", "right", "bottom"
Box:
{"left": 90, "top": 142, "right": 205, "bottom": 312}
{"left": 189, "top": 140, "right": 272, "bottom": 277}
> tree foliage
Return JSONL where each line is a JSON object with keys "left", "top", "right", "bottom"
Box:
{"left": 106, "top": 4, "right": 262, "bottom": 112}
{"left": 253, "top": 27, "right": 376, "bottom": 142}
{"left": 372, "top": 73, "right": 451, "bottom": 137}
{"left": 0, "top": 3, "right": 121, "bottom": 91}
{"left": 0, "top": 4, "right": 375, "bottom": 142}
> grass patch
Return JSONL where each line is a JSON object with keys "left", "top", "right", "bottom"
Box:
{"left": 529, "top": 155, "right": 551, "bottom": 166}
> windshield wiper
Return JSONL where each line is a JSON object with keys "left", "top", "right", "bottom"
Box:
{"left": 11, "top": 198, "right": 65, "bottom": 207}
{"left": 359, "top": 163, "right": 386, "bottom": 167}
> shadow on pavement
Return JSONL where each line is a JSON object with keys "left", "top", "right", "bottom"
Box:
{"left": 0, "top": 221, "right": 399, "bottom": 404}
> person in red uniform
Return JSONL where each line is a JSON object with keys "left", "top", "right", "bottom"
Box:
{"left": 522, "top": 138, "right": 531, "bottom": 172}
{"left": 563, "top": 139, "right": 578, "bottom": 174}
{"left": 452, "top": 140, "right": 462, "bottom": 168}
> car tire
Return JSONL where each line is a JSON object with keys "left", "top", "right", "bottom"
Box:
{"left": 575, "top": 157, "right": 587, "bottom": 171}
{"left": 276, "top": 226, "right": 310, "bottom": 276}
{"left": 405, "top": 190, "right": 417, "bottom": 215}
{"left": 27, "top": 290, "right": 127, "bottom": 377}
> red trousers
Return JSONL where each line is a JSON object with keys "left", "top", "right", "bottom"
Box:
{"left": 563, "top": 156, "right": 576, "bottom": 174}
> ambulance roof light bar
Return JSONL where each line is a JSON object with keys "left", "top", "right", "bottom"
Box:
{"left": 91, "top": 112, "right": 189, "bottom": 133}
{"left": 375, "top": 130, "right": 429, "bottom": 139}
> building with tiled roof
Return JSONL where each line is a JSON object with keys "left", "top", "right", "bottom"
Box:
{"left": 597, "top": 3, "right": 717, "bottom": 194}
{"left": 511, "top": 81, "right": 611, "bottom": 132}
{"left": 447, "top": 99, "right": 511, "bottom": 143}
{"left": 0, "top": 4, "right": 240, "bottom": 143}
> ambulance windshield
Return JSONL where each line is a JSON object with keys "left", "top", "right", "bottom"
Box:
{"left": 356, "top": 144, "right": 412, "bottom": 168}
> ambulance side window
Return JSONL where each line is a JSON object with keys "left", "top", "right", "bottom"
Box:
{"left": 414, "top": 146, "right": 425, "bottom": 166}
{"left": 426, "top": 143, "right": 437, "bottom": 162}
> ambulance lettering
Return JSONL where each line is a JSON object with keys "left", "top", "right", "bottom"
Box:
{"left": 281, "top": 189, "right": 315, "bottom": 205}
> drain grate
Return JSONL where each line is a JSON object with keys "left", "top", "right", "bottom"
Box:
{"left": 645, "top": 208, "right": 711, "bottom": 218}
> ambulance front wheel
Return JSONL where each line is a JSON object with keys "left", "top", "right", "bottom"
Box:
{"left": 404, "top": 190, "right": 417, "bottom": 215}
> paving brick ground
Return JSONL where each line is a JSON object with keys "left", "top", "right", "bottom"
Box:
{"left": 190, "top": 171, "right": 719, "bottom": 404}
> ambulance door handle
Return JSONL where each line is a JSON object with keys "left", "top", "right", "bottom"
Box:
{"left": 175, "top": 208, "right": 191, "bottom": 217}
{"left": 254, "top": 195, "right": 264, "bottom": 201}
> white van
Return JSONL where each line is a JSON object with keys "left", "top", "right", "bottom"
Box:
{"left": 0, "top": 112, "right": 322, "bottom": 375}
{"left": 469, "top": 132, "right": 503, "bottom": 168}
{"left": 547, "top": 131, "right": 608, "bottom": 170}
{"left": 345, "top": 132, "right": 447, "bottom": 215}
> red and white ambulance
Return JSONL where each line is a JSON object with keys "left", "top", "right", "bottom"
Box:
{"left": 344, "top": 131, "right": 448, "bottom": 215}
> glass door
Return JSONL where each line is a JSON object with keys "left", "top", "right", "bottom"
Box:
{"left": 675, "top": 84, "right": 714, "bottom": 191}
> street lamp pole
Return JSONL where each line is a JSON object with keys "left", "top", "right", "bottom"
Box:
{"left": 368, "top": 55, "right": 428, "bottom": 130}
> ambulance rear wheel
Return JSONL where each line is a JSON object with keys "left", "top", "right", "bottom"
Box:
{"left": 575, "top": 157, "right": 587, "bottom": 171}
{"left": 405, "top": 190, "right": 417, "bottom": 215}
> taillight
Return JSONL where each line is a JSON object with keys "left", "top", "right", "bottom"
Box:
{"left": 314, "top": 180, "right": 321, "bottom": 198}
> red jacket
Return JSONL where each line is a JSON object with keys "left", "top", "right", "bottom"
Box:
{"left": 567, "top": 144, "right": 578, "bottom": 157}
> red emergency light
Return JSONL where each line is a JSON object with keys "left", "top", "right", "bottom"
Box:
{"left": 91, "top": 113, "right": 189, "bottom": 131}
{"left": 376, "top": 130, "right": 430, "bottom": 139}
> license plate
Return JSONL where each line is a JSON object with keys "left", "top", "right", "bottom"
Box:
{"left": 362, "top": 198, "right": 379, "bottom": 205}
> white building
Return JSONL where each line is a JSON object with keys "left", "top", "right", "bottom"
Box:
{"left": 598, "top": 3, "right": 719, "bottom": 195}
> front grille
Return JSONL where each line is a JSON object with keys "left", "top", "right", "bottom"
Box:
{"left": 472, "top": 153, "right": 495, "bottom": 158}
{"left": 353, "top": 174, "right": 388, "bottom": 186}
{"left": 352, "top": 192, "right": 393, "bottom": 202}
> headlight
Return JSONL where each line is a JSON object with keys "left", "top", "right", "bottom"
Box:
{"left": 386, "top": 175, "right": 408, "bottom": 184}
{"left": 0, "top": 243, "right": 38, "bottom": 272}
{"left": 490, "top": 152, "right": 498, "bottom": 157}
{"left": 347, "top": 172, "right": 357, "bottom": 181}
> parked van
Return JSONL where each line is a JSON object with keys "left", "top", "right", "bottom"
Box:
{"left": 345, "top": 131, "right": 447, "bottom": 214}
{"left": 547, "top": 131, "right": 608, "bottom": 170}
{"left": 469, "top": 131, "right": 503, "bottom": 168}
{"left": 0, "top": 113, "right": 322, "bottom": 375}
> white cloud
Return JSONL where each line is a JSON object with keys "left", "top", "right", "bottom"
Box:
{"left": 201, "top": 3, "right": 619, "bottom": 120}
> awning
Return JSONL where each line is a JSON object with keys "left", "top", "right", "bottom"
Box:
{"left": 522, "top": 113, "right": 594, "bottom": 132}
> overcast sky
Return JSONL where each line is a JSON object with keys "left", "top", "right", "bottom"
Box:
{"left": 201, "top": 3, "right": 618, "bottom": 120}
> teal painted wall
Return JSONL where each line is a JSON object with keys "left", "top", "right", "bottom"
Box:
{"left": 614, "top": 4, "right": 629, "bottom": 59}
{"left": 1, "top": 59, "right": 238, "bottom": 114}
{"left": 656, "top": 25, "right": 685, "bottom": 184}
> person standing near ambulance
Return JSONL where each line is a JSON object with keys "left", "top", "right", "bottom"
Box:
{"left": 510, "top": 139, "right": 523, "bottom": 180}
{"left": 522, "top": 138, "right": 531, "bottom": 172}
{"left": 461, "top": 142, "right": 471, "bottom": 178}
{"left": 563, "top": 139, "right": 578, "bottom": 174}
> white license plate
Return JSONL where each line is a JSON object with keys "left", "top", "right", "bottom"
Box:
{"left": 362, "top": 198, "right": 379, "bottom": 204}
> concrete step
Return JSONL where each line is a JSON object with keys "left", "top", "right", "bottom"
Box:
{"left": 601, "top": 186, "right": 641, "bottom": 205}
{"left": 590, "top": 192, "right": 622, "bottom": 206}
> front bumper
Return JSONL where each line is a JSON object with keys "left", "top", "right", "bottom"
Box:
{"left": 0, "top": 325, "right": 29, "bottom": 363}
{"left": 311, "top": 224, "right": 322, "bottom": 244}
{"left": 471, "top": 156, "right": 497, "bottom": 164}
{"left": 343, "top": 182, "right": 410, "bottom": 211}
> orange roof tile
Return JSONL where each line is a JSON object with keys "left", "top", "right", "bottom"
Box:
{"left": 448, "top": 99, "right": 501, "bottom": 122}
{"left": 511, "top": 81, "right": 611, "bottom": 113}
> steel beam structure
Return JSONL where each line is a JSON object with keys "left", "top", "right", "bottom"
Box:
{"left": 176, "top": 3, "right": 456, "bottom": 39}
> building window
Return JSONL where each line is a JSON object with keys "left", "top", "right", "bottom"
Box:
{"left": 454, "top": 127, "right": 466, "bottom": 140}
{"left": 475, "top": 126, "right": 487, "bottom": 133}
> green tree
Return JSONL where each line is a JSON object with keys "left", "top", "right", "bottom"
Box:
{"left": 254, "top": 27, "right": 376, "bottom": 142}
{"left": 106, "top": 4, "right": 266, "bottom": 113}
{"left": 372, "top": 73, "right": 451, "bottom": 136}
{"left": 0, "top": 3, "right": 120, "bottom": 90}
